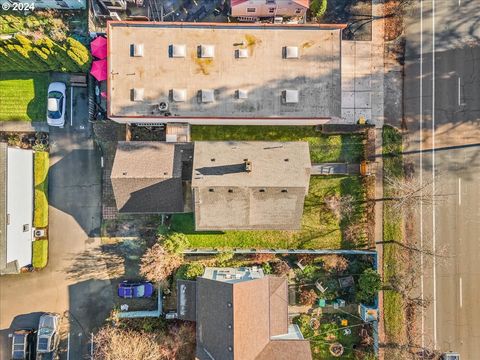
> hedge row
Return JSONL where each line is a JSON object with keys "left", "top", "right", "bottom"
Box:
{"left": 0, "top": 34, "right": 91, "bottom": 73}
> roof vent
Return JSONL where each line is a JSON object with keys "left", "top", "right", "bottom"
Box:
{"left": 245, "top": 160, "right": 252, "bottom": 173}
{"left": 236, "top": 48, "right": 249, "bottom": 58}
{"left": 284, "top": 89, "right": 299, "bottom": 104}
{"left": 237, "top": 89, "right": 248, "bottom": 99}
{"left": 170, "top": 44, "right": 186, "bottom": 58}
{"left": 201, "top": 89, "right": 215, "bottom": 103}
{"left": 172, "top": 89, "right": 187, "bottom": 102}
{"left": 131, "top": 43, "right": 144, "bottom": 57}
{"left": 200, "top": 44, "right": 215, "bottom": 58}
{"left": 132, "top": 88, "right": 144, "bottom": 101}
{"left": 284, "top": 46, "right": 299, "bottom": 59}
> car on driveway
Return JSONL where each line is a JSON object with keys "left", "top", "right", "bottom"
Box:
{"left": 11, "top": 329, "right": 35, "bottom": 360}
{"left": 36, "top": 313, "right": 59, "bottom": 360}
{"left": 46, "top": 82, "right": 66, "bottom": 127}
{"left": 118, "top": 280, "right": 154, "bottom": 298}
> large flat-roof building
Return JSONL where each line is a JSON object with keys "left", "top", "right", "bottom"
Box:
{"left": 191, "top": 141, "right": 311, "bottom": 230}
{"left": 107, "top": 21, "right": 344, "bottom": 125}
{"left": 0, "top": 144, "right": 34, "bottom": 275}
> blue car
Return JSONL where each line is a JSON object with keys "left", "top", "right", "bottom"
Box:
{"left": 117, "top": 281, "right": 154, "bottom": 298}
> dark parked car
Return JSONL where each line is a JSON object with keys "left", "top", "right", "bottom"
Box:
{"left": 11, "top": 329, "right": 35, "bottom": 360}
{"left": 117, "top": 281, "right": 154, "bottom": 298}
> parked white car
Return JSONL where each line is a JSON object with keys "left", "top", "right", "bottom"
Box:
{"left": 36, "top": 313, "right": 60, "bottom": 360}
{"left": 46, "top": 82, "right": 66, "bottom": 127}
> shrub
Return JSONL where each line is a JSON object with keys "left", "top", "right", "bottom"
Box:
{"left": 310, "top": 0, "right": 327, "bottom": 18}
{"left": 250, "top": 253, "right": 276, "bottom": 263}
{"left": 262, "top": 262, "right": 272, "bottom": 274}
{"left": 140, "top": 244, "right": 183, "bottom": 282}
{"left": 319, "top": 255, "right": 349, "bottom": 273}
{"left": 299, "top": 289, "right": 318, "bottom": 306}
{"left": 32, "top": 239, "right": 48, "bottom": 268}
{"left": 176, "top": 262, "right": 205, "bottom": 280}
{"left": 163, "top": 233, "right": 190, "bottom": 254}
{"left": 356, "top": 268, "right": 381, "bottom": 304}
{"left": 272, "top": 260, "right": 290, "bottom": 276}
{"left": 214, "top": 251, "right": 234, "bottom": 267}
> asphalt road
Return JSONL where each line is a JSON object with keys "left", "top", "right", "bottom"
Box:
{"left": 404, "top": 0, "right": 480, "bottom": 356}
{"left": 0, "top": 86, "right": 113, "bottom": 359}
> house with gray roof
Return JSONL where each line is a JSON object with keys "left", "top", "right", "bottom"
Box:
{"left": 177, "top": 267, "right": 312, "bottom": 360}
{"left": 111, "top": 140, "right": 311, "bottom": 230}
{"left": 192, "top": 141, "right": 311, "bottom": 230}
{"left": 0, "top": 143, "right": 34, "bottom": 275}
{"left": 111, "top": 141, "right": 193, "bottom": 214}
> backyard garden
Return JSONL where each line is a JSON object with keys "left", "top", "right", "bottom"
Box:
{"left": 168, "top": 125, "right": 372, "bottom": 250}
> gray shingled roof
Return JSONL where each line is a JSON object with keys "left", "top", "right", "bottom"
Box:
{"left": 191, "top": 141, "right": 311, "bottom": 231}
{"left": 111, "top": 142, "right": 193, "bottom": 213}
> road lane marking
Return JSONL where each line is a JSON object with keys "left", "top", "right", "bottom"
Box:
{"left": 70, "top": 86, "right": 74, "bottom": 127}
{"left": 459, "top": 277, "right": 463, "bottom": 308}
{"left": 458, "top": 177, "right": 462, "bottom": 205}
{"left": 67, "top": 332, "right": 70, "bottom": 360}
{"left": 458, "top": 77, "right": 461, "bottom": 106}
{"left": 420, "top": 0, "right": 425, "bottom": 348}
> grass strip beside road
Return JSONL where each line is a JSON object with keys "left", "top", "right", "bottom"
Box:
{"left": 34, "top": 151, "right": 49, "bottom": 228}
{"left": 32, "top": 239, "right": 48, "bottom": 269}
{"left": 382, "top": 126, "right": 406, "bottom": 341}
{"left": 191, "top": 125, "right": 365, "bottom": 163}
{"left": 0, "top": 72, "right": 48, "bottom": 121}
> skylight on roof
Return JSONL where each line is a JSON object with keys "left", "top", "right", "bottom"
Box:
{"left": 132, "top": 88, "right": 144, "bottom": 101}
{"left": 284, "top": 46, "right": 299, "bottom": 59}
{"left": 200, "top": 45, "right": 215, "bottom": 58}
{"left": 201, "top": 89, "right": 215, "bottom": 103}
{"left": 171, "top": 44, "right": 186, "bottom": 58}
{"left": 172, "top": 89, "right": 187, "bottom": 102}
{"left": 236, "top": 48, "right": 249, "bottom": 58}
{"left": 132, "top": 43, "right": 144, "bottom": 57}
{"left": 284, "top": 89, "right": 299, "bottom": 104}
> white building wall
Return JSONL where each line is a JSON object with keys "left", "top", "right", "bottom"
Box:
{"left": 6, "top": 148, "right": 33, "bottom": 268}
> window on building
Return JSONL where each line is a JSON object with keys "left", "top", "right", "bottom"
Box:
{"left": 295, "top": 8, "right": 302, "bottom": 14}
{"left": 269, "top": 7, "right": 275, "bottom": 13}
{"left": 247, "top": 7, "right": 256, "bottom": 12}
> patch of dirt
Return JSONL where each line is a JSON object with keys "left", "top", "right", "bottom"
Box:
{"left": 129, "top": 125, "right": 166, "bottom": 141}
{"left": 384, "top": 0, "right": 404, "bottom": 41}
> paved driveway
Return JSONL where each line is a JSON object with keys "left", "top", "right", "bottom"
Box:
{"left": 0, "top": 86, "right": 113, "bottom": 359}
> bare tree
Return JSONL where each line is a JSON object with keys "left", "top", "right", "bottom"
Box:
{"left": 140, "top": 243, "right": 183, "bottom": 282}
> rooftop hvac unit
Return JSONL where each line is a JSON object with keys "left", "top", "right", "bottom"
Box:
{"left": 236, "top": 48, "right": 249, "bottom": 58}
{"left": 200, "top": 44, "right": 215, "bottom": 58}
{"left": 284, "top": 89, "right": 299, "bottom": 104}
{"left": 158, "top": 101, "right": 169, "bottom": 111}
{"left": 132, "top": 43, "right": 144, "bottom": 57}
{"left": 109, "top": 11, "right": 122, "bottom": 21}
{"left": 33, "top": 228, "right": 46, "bottom": 238}
{"left": 284, "top": 46, "right": 299, "bottom": 59}
{"left": 171, "top": 44, "right": 186, "bottom": 58}
{"left": 132, "top": 88, "right": 144, "bottom": 101}
{"left": 201, "top": 89, "right": 215, "bottom": 103}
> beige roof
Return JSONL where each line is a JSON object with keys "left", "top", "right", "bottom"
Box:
{"left": 192, "top": 141, "right": 311, "bottom": 188}
{"left": 107, "top": 22, "right": 342, "bottom": 121}
{"left": 111, "top": 142, "right": 190, "bottom": 213}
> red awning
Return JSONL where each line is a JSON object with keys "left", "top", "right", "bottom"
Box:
{"left": 90, "top": 59, "right": 107, "bottom": 81}
{"left": 90, "top": 36, "right": 107, "bottom": 60}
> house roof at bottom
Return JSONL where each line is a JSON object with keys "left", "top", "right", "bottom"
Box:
{"left": 255, "top": 340, "right": 312, "bottom": 360}
{"left": 195, "top": 275, "right": 308, "bottom": 360}
{"left": 111, "top": 142, "right": 193, "bottom": 213}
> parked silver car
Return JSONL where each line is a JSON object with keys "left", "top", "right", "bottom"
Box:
{"left": 36, "top": 313, "right": 60, "bottom": 360}
{"left": 46, "top": 82, "right": 66, "bottom": 127}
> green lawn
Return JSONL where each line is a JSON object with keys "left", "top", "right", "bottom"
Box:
{"left": 382, "top": 126, "right": 405, "bottom": 341}
{"left": 32, "top": 239, "right": 48, "bottom": 268}
{"left": 0, "top": 72, "right": 49, "bottom": 121}
{"left": 34, "top": 151, "right": 49, "bottom": 228}
{"left": 171, "top": 175, "right": 366, "bottom": 249}
{"left": 191, "top": 126, "right": 365, "bottom": 163}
